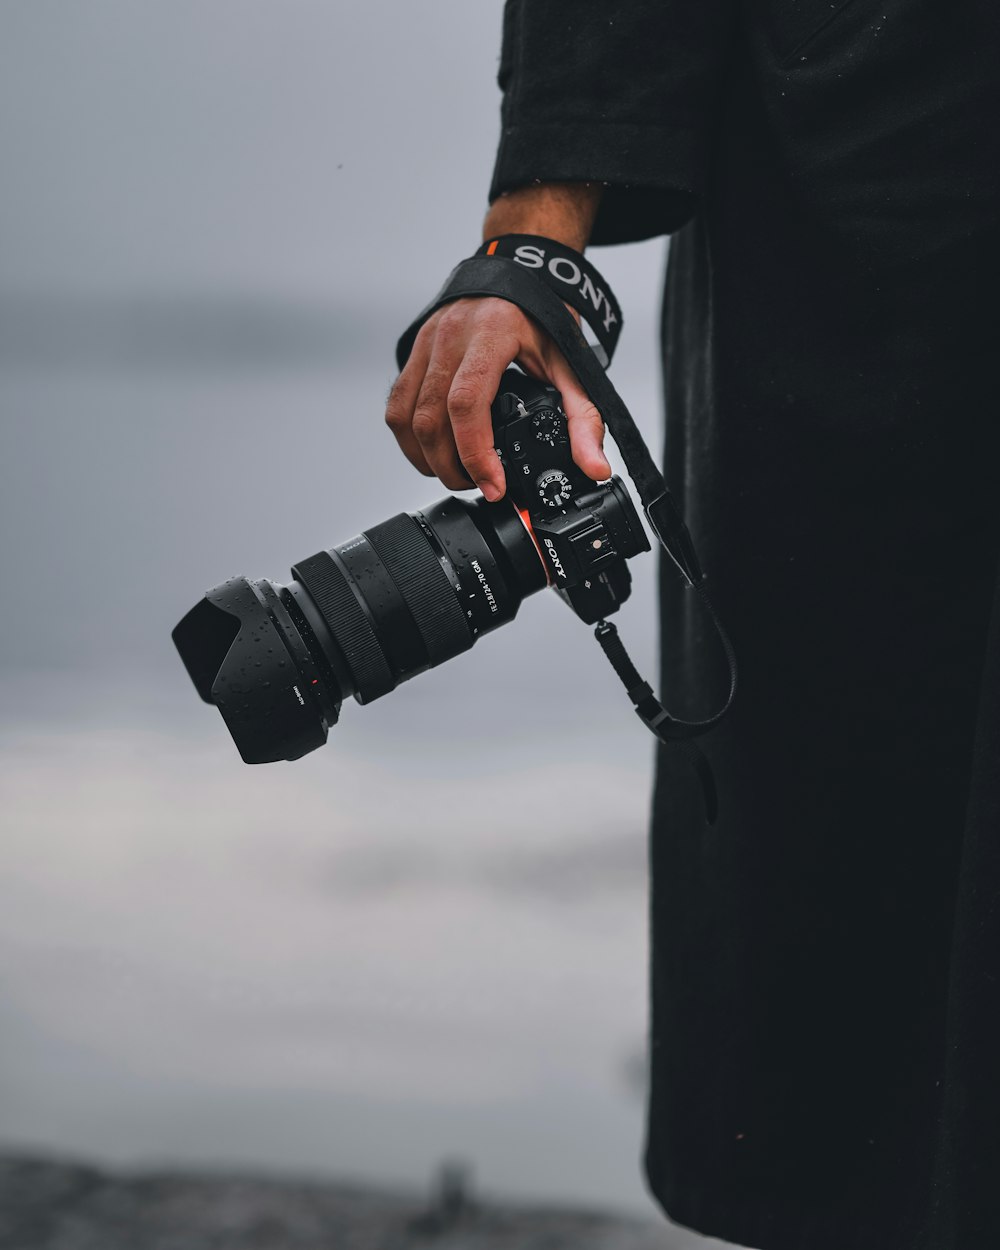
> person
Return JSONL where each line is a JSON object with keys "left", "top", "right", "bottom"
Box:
{"left": 384, "top": 4, "right": 1000, "bottom": 1248}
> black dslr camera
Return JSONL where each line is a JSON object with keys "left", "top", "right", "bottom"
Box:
{"left": 172, "top": 369, "right": 650, "bottom": 764}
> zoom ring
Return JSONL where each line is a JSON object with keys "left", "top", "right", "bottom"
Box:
{"left": 364, "top": 514, "right": 473, "bottom": 666}
{"left": 292, "top": 550, "right": 395, "bottom": 703}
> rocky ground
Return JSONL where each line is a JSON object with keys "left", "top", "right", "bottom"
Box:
{"left": 0, "top": 1155, "right": 694, "bottom": 1250}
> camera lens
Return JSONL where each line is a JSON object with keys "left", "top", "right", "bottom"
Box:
{"left": 172, "top": 496, "right": 549, "bottom": 763}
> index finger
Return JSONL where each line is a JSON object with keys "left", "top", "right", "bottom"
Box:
{"left": 446, "top": 341, "right": 517, "bottom": 501}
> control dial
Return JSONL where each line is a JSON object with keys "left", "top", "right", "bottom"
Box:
{"left": 537, "top": 468, "right": 574, "bottom": 508}
{"left": 531, "top": 408, "right": 566, "bottom": 446}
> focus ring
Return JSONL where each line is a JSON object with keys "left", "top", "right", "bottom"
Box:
{"left": 364, "top": 514, "right": 473, "bottom": 666}
{"left": 292, "top": 550, "right": 395, "bottom": 703}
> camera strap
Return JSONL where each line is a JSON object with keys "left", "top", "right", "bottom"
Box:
{"left": 397, "top": 251, "right": 737, "bottom": 823}
{"left": 473, "top": 234, "right": 624, "bottom": 367}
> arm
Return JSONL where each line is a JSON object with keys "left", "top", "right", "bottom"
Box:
{"left": 492, "top": 0, "right": 735, "bottom": 244}
{"left": 385, "top": 0, "right": 735, "bottom": 498}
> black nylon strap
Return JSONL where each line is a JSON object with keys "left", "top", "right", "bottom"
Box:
{"left": 474, "top": 235, "right": 623, "bottom": 366}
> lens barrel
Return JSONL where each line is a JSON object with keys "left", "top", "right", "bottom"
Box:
{"left": 172, "top": 496, "right": 548, "bottom": 763}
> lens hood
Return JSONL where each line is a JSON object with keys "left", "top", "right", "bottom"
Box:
{"left": 172, "top": 576, "right": 334, "bottom": 764}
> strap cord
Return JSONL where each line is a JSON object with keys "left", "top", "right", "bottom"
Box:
{"left": 594, "top": 584, "right": 736, "bottom": 743}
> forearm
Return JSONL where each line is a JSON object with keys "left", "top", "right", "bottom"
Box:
{"left": 483, "top": 181, "right": 604, "bottom": 252}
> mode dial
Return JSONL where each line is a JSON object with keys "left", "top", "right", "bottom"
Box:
{"left": 537, "top": 468, "right": 574, "bottom": 509}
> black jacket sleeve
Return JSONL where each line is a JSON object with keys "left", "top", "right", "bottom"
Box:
{"left": 489, "top": 0, "right": 736, "bottom": 244}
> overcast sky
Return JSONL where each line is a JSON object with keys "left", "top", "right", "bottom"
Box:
{"left": 0, "top": 0, "right": 506, "bottom": 302}
{"left": 0, "top": 3, "right": 706, "bottom": 1233}
{"left": 0, "top": 1, "right": 666, "bottom": 305}
{"left": 0, "top": 0, "right": 668, "bottom": 681}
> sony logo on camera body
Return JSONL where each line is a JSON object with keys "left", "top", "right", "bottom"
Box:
{"left": 543, "top": 537, "right": 568, "bottom": 580}
{"left": 512, "top": 244, "right": 619, "bottom": 334}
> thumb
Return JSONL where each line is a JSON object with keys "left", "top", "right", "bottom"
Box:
{"left": 547, "top": 357, "right": 612, "bottom": 481}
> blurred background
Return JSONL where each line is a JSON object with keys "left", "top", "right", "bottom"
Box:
{"left": 0, "top": 0, "right": 685, "bottom": 1233}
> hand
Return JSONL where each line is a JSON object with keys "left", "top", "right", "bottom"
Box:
{"left": 385, "top": 296, "right": 612, "bottom": 501}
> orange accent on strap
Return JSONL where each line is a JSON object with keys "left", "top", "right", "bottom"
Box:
{"left": 486, "top": 240, "right": 499, "bottom": 256}
{"left": 516, "top": 506, "right": 552, "bottom": 585}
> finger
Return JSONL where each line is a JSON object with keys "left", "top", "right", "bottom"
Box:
{"left": 385, "top": 334, "right": 434, "bottom": 476}
{"left": 547, "top": 356, "right": 612, "bottom": 481}
{"left": 448, "top": 342, "right": 517, "bottom": 501}
{"left": 411, "top": 354, "right": 470, "bottom": 491}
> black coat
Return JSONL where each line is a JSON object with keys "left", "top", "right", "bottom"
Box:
{"left": 491, "top": 3, "right": 1000, "bottom": 1248}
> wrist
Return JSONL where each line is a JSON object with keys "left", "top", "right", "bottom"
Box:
{"left": 482, "top": 181, "right": 603, "bottom": 252}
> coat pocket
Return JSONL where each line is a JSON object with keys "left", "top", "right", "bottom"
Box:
{"left": 754, "top": 0, "right": 862, "bottom": 65}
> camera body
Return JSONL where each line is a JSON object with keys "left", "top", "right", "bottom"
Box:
{"left": 492, "top": 370, "right": 649, "bottom": 624}
{"left": 172, "top": 369, "right": 650, "bottom": 763}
